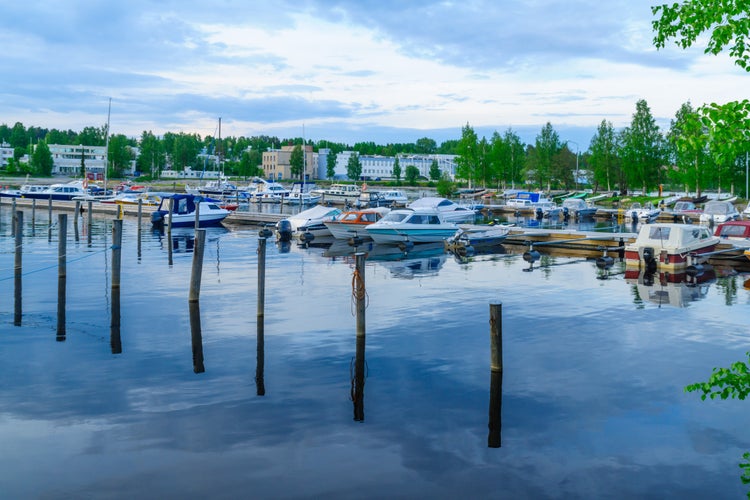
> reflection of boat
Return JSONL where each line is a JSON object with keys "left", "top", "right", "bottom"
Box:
{"left": 378, "top": 251, "right": 447, "bottom": 279}
{"left": 323, "top": 207, "right": 390, "bottom": 239}
{"left": 624, "top": 223, "right": 719, "bottom": 270}
{"left": 151, "top": 194, "right": 231, "bottom": 228}
{"left": 153, "top": 226, "right": 229, "bottom": 253}
{"left": 408, "top": 197, "right": 477, "bottom": 223}
{"left": 365, "top": 208, "right": 459, "bottom": 244}
{"left": 625, "top": 268, "right": 716, "bottom": 308}
{"left": 700, "top": 200, "right": 740, "bottom": 224}
{"left": 325, "top": 240, "right": 447, "bottom": 278}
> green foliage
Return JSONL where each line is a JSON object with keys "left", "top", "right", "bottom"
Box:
{"left": 588, "top": 120, "right": 620, "bottom": 192}
{"left": 31, "top": 140, "right": 53, "bottom": 176}
{"left": 290, "top": 144, "right": 304, "bottom": 179}
{"left": 326, "top": 151, "right": 336, "bottom": 179}
{"left": 429, "top": 159, "right": 441, "bottom": 181}
{"left": 405, "top": 165, "right": 420, "bottom": 185}
{"left": 346, "top": 153, "right": 362, "bottom": 180}
{"left": 618, "top": 100, "right": 664, "bottom": 194}
{"left": 685, "top": 352, "right": 750, "bottom": 401}
{"left": 108, "top": 134, "right": 133, "bottom": 178}
{"left": 392, "top": 156, "right": 401, "bottom": 181}
{"left": 652, "top": 0, "right": 750, "bottom": 71}
{"left": 742, "top": 452, "right": 750, "bottom": 486}
{"left": 436, "top": 173, "right": 455, "bottom": 197}
{"left": 667, "top": 102, "right": 710, "bottom": 195}
{"left": 455, "top": 123, "right": 479, "bottom": 183}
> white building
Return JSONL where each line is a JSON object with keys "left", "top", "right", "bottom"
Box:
{"left": 332, "top": 152, "right": 458, "bottom": 180}
{"left": 48, "top": 144, "right": 108, "bottom": 177}
{"left": 0, "top": 142, "right": 13, "bottom": 167}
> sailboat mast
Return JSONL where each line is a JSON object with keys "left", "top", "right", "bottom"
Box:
{"left": 218, "top": 117, "right": 222, "bottom": 180}
{"left": 104, "top": 97, "right": 111, "bottom": 194}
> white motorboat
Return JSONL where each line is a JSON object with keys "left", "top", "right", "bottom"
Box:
{"left": 408, "top": 197, "right": 477, "bottom": 223}
{"left": 625, "top": 202, "right": 661, "bottom": 222}
{"left": 286, "top": 182, "right": 321, "bottom": 205}
{"left": 365, "top": 208, "right": 459, "bottom": 244}
{"left": 320, "top": 183, "right": 361, "bottom": 205}
{"left": 380, "top": 189, "right": 409, "bottom": 206}
{"left": 624, "top": 222, "right": 720, "bottom": 270}
{"left": 699, "top": 200, "right": 740, "bottom": 224}
{"left": 151, "top": 194, "right": 231, "bottom": 228}
{"left": 279, "top": 204, "right": 343, "bottom": 238}
{"left": 21, "top": 180, "right": 89, "bottom": 201}
{"left": 561, "top": 197, "right": 597, "bottom": 220}
{"left": 253, "top": 182, "right": 291, "bottom": 203}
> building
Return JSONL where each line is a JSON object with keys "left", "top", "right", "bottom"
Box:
{"left": 0, "top": 142, "right": 13, "bottom": 167}
{"left": 332, "top": 152, "right": 458, "bottom": 181}
{"left": 48, "top": 144, "right": 107, "bottom": 177}
{"left": 262, "top": 145, "right": 316, "bottom": 181}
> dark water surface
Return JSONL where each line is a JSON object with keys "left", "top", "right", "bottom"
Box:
{"left": 1, "top": 208, "right": 749, "bottom": 499}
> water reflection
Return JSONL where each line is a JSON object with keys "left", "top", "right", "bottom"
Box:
{"left": 625, "top": 268, "right": 716, "bottom": 308}
{"left": 351, "top": 335, "right": 366, "bottom": 421}
{"left": 189, "top": 301, "right": 205, "bottom": 373}
{"left": 325, "top": 240, "right": 447, "bottom": 279}
{"left": 256, "top": 315, "right": 265, "bottom": 395}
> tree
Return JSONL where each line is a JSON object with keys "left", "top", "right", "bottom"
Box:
{"left": 405, "top": 165, "right": 420, "bottom": 185}
{"left": 667, "top": 102, "right": 711, "bottom": 195}
{"left": 290, "top": 144, "right": 304, "bottom": 180}
{"left": 415, "top": 137, "right": 437, "bottom": 154}
{"left": 525, "top": 122, "right": 561, "bottom": 190}
{"left": 588, "top": 120, "right": 620, "bottom": 192}
{"left": 429, "top": 159, "right": 441, "bottom": 181}
{"left": 619, "top": 100, "right": 664, "bottom": 194}
{"left": 137, "top": 131, "right": 166, "bottom": 178}
{"left": 108, "top": 134, "right": 132, "bottom": 178}
{"left": 346, "top": 153, "right": 362, "bottom": 180}
{"left": 9, "top": 122, "right": 27, "bottom": 149}
{"left": 77, "top": 125, "right": 106, "bottom": 146}
{"left": 652, "top": 0, "right": 750, "bottom": 71}
{"left": 326, "top": 151, "right": 336, "bottom": 179}
{"left": 436, "top": 172, "right": 455, "bottom": 197}
{"left": 700, "top": 100, "right": 750, "bottom": 195}
{"left": 392, "top": 156, "right": 402, "bottom": 182}
{"left": 455, "top": 123, "right": 479, "bottom": 185}
{"left": 31, "top": 140, "right": 53, "bottom": 176}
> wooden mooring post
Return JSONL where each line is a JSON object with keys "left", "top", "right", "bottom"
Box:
{"left": 257, "top": 229, "right": 271, "bottom": 318}
{"left": 73, "top": 201, "right": 80, "bottom": 242}
{"left": 47, "top": 197, "right": 52, "bottom": 241}
{"left": 167, "top": 198, "right": 174, "bottom": 265}
{"left": 188, "top": 229, "right": 206, "bottom": 302}
{"left": 189, "top": 301, "right": 205, "bottom": 373}
{"left": 137, "top": 198, "right": 143, "bottom": 259}
{"left": 488, "top": 303, "right": 503, "bottom": 448}
{"left": 87, "top": 201, "right": 93, "bottom": 246}
{"left": 11, "top": 198, "right": 16, "bottom": 237}
{"left": 57, "top": 214, "right": 67, "bottom": 340}
{"left": 256, "top": 228, "right": 271, "bottom": 396}
{"left": 354, "top": 252, "right": 366, "bottom": 338}
{"left": 111, "top": 219, "right": 123, "bottom": 290}
{"left": 14, "top": 211, "right": 23, "bottom": 326}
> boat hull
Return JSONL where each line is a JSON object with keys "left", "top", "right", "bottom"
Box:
{"left": 366, "top": 227, "right": 458, "bottom": 244}
{"left": 624, "top": 243, "right": 717, "bottom": 270}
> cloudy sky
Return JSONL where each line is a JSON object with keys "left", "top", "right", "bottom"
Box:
{"left": 0, "top": 0, "right": 746, "bottom": 149}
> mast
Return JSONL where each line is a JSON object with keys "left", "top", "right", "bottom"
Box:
{"left": 218, "top": 117, "right": 222, "bottom": 181}
{"left": 104, "top": 98, "right": 111, "bottom": 194}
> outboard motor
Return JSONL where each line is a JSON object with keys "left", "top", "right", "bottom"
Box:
{"left": 562, "top": 207, "right": 570, "bottom": 220}
{"left": 642, "top": 246, "right": 657, "bottom": 271}
{"left": 535, "top": 207, "right": 543, "bottom": 220}
{"left": 275, "top": 220, "right": 292, "bottom": 242}
{"left": 151, "top": 211, "right": 165, "bottom": 226}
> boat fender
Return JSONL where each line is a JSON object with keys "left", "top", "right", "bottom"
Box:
{"left": 300, "top": 231, "right": 315, "bottom": 243}
{"left": 348, "top": 236, "right": 364, "bottom": 247}
{"left": 523, "top": 249, "right": 540, "bottom": 263}
{"left": 596, "top": 255, "right": 614, "bottom": 269}
{"left": 258, "top": 227, "right": 273, "bottom": 239}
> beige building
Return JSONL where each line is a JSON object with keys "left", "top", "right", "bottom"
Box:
{"left": 262, "top": 145, "right": 316, "bottom": 181}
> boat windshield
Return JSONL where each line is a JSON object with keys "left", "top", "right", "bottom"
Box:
{"left": 718, "top": 225, "right": 746, "bottom": 237}
{"left": 648, "top": 226, "right": 670, "bottom": 240}
{"left": 381, "top": 212, "right": 410, "bottom": 223}
{"left": 705, "top": 202, "right": 730, "bottom": 215}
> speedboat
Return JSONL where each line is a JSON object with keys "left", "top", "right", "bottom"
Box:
{"left": 408, "top": 197, "right": 477, "bottom": 223}
{"left": 446, "top": 224, "right": 512, "bottom": 254}
{"left": 624, "top": 223, "right": 720, "bottom": 270}
{"left": 699, "top": 200, "right": 740, "bottom": 224}
{"left": 380, "top": 189, "right": 409, "bottom": 206}
{"left": 561, "top": 197, "right": 597, "bottom": 220}
{"left": 713, "top": 220, "right": 750, "bottom": 247}
{"left": 625, "top": 202, "right": 660, "bottom": 222}
{"left": 323, "top": 207, "right": 390, "bottom": 240}
{"left": 21, "top": 180, "right": 88, "bottom": 201}
{"left": 365, "top": 208, "right": 459, "bottom": 244}
{"left": 280, "top": 204, "right": 343, "bottom": 238}
{"left": 151, "top": 194, "right": 231, "bottom": 228}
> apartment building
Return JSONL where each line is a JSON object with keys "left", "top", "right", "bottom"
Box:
{"left": 262, "top": 144, "right": 316, "bottom": 181}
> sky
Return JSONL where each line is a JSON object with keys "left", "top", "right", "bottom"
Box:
{"left": 0, "top": 0, "right": 746, "bottom": 150}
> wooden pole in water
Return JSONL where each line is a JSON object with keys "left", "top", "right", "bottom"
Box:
{"left": 194, "top": 199, "right": 200, "bottom": 230}
{"left": 167, "top": 197, "right": 174, "bottom": 265}
{"left": 11, "top": 198, "right": 17, "bottom": 237}
{"left": 111, "top": 219, "right": 122, "bottom": 290}
{"left": 57, "top": 214, "right": 67, "bottom": 339}
{"left": 137, "top": 198, "right": 142, "bottom": 259}
{"left": 110, "top": 286, "right": 121, "bottom": 354}
{"left": 73, "top": 201, "right": 80, "bottom": 242}
{"left": 257, "top": 233, "right": 268, "bottom": 318}
{"left": 188, "top": 229, "right": 206, "bottom": 302}
{"left": 488, "top": 302, "right": 503, "bottom": 448}
{"left": 189, "top": 300, "right": 205, "bottom": 373}
{"left": 14, "top": 211, "right": 23, "bottom": 326}
{"left": 256, "top": 312, "right": 265, "bottom": 395}
{"left": 47, "top": 197, "right": 53, "bottom": 241}
{"left": 87, "top": 200, "right": 93, "bottom": 246}
{"left": 355, "top": 252, "right": 366, "bottom": 338}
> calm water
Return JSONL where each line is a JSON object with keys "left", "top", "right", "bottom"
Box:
{"left": 1, "top": 207, "right": 749, "bottom": 499}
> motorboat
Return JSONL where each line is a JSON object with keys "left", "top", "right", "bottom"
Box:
{"left": 380, "top": 189, "right": 409, "bottom": 206}
{"left": 0, "top": 183, "right": 49, "bottom": 198}
{"left": 624, "top": 223, "right": 720, "bottom": 270}
{"left": 408, "top": 196, "right": 477, "bottom": 223}
{"left": 699, "top": 200, "right": 740, "bottom": 224}
{"left": 445, "top": 224, "right": 512, "bottom": 254}
{"left": 101, "top": 192, "right": 162, "bottom": 206}
{"left": 365, "top": 208, "right": 459, "bottom": 244}
{"left": 320, "top": 183, "right": 362, "bottom": 205}
{"left": 286, "top": 182, "right": 321, "bottom": 205}
{"left": 561, "top": 197, "right": 597, "bottom": 220}
{"left": 323, "top": 207, "right": 390, "bottom": 240}
{"left": 151, "top": 194, "right": 231, "bottom": 228}
{"left": 625, "top": 202, "right": 660, "bottom": 222}
{"left": 253, "top": 182, "right": 291, "bottom": 203}
{"left": 278, "top": 204, "right": 343, "bottom": 239}
{"left": 505, "top": 191, "right": 554, "bottom": 210}
{"left": 21, "top": 180, "right": 89, "bottom": 201}
{"left": 713, "top": 220, "right": 750, "bottom": 247}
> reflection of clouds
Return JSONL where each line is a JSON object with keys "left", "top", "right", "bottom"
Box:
{"left": 2, "top": 219, "right": 750, "bottom": 497}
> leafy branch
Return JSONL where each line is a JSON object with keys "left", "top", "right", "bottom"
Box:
{"left": 685, "top": 352, "right": 750, "bottom": 400}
